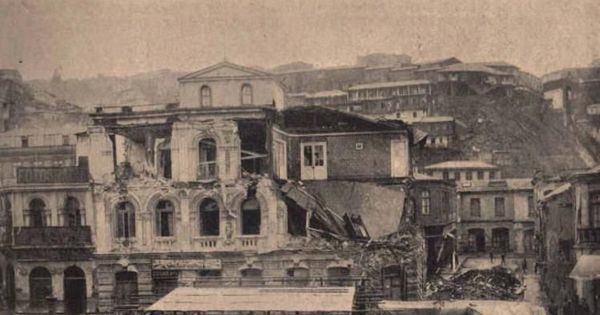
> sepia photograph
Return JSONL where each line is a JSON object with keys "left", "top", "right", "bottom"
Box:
{"left": 0, "top": 0, "right": 599, "bottom": 314}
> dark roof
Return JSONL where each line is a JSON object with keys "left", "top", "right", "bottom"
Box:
{"left": 276, "top": 106, "right": 408, "bottom": 134}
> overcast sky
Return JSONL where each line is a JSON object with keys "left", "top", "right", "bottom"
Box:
{"left": 1, "top": 0, "right": 599, "bottom": 80}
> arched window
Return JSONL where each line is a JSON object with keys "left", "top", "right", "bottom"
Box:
{"left": 29, "top": 267, "right": 52, "bottom": 305}
{"left": 198, "top": 138, "right": 217, "bottom": 180}
{"left": 199, "top": 199, "right": 219, "bottom": 236}
{"left": 155, "top": 200, "right": 175, "bottom": 237}
{"left": 64, "top": 196, "right": 82, "bottom": 226}
{"left": 115, "top": 271, "right": 138, "bottom": 306}
{"left": 116, "top": 201, "right": 135, "bottom": 238}
{"left": 29, "top": 198, "right": 46, "bottom": 227}
{"left": 200, "top": 86, "right": 212, "bottom": 107}
{"left": 241, "top": 195, "right": 261, "bottom": 235}
{"left": 241, "top": 84, "right": 253, "bottom": 105}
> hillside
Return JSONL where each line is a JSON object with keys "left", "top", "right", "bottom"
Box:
{"left": 27, "top": 69, "right": 185, "bottom": 110}
{"left": 418, "top": 91, "right": 593, "bottom": 177}
{"left": 0, "top": 74, "right": 88, "bottom": 132}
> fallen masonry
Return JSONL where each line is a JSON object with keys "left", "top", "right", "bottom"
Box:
{"left": 426, "top": 266, "right": 523, "bottom": 301}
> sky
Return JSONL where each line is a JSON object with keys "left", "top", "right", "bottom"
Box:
{"left": 1, "top": 0, "right": 599, "bottom": 80}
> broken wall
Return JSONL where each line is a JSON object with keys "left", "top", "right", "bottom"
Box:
{"left": 303, "top": 181, "right": 406, "bottom": 238}
{"left": 170, "top": 120, "right": 241, "bottom": 183}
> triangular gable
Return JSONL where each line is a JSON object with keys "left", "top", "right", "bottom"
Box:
{"left": 179, "top": 61, "right": 271, "bottom": 81}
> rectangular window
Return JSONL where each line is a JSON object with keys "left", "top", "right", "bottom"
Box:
{"left": 591, "top": 192, "right": 600, "bottom": 227}
{"left": 466, "top": 171, "right": 473, "bottom": 180}
{"left": 470, "top": 198, "right": 481, "bottom": 217}
{"left": 421, "top": 191, "right": 431, "bottom": 215}
{"left": 527, "top": 195, "right": 535, "bottom": 217}
{"left": 443, "top": 171, "right": 449, "bottom": 180}
{"left": 21, "top": 136, "right": 28, "bottom": 148}
{"left": 62, "top": 135, "right": 70, "bottom": 145}
{"left": 455, "top": 172, "right": 461, "bottom": 181}
{"left": 477, "top": 171, "right": 484, "bottom": 180}
{"left": 490, "top": 171, "right": 497, "bottom": 180}
{"left": 495, "top": 197, "right": 505, "bottom": 217}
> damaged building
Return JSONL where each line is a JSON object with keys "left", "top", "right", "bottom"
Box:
{"left": 0, "top": 62, "right": 427, "bottom": 314}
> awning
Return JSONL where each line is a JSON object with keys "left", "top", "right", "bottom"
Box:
{"left": 146, "top": 287, "right": 356, "bottom": 312}
{"left": 570, "top": 255, "right": 600, "bottom": 280}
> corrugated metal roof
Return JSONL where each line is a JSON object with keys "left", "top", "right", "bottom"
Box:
{"left": 146, "top": 287, "right": 356, "bottom": 312}
{"left": 347, "top": 80, "right": 431, "bottom": 91}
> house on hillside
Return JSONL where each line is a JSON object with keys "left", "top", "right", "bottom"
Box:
{"left": 437, "top": 63, "right": 516, "bottom": 97}
{"left": 403, "top": 116, "right": 456, "bottom": 149}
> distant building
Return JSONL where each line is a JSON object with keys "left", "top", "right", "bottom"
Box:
{"left": 423, "top": 160, "right": 501, "bottom": 182}
{"left": 437, "top": 63, "right": 516, "bottom": 97}
{"left": 304, "top": 90, "right": 348, "bottom": 106}
{"left": 356, "top": 53, "right": 412, "bottom": 68}
{"left": 456, "top": 178, "right": 535, "bottom": 255}
{"left": 404, "top": 116, "right": 456, "bottom": 149}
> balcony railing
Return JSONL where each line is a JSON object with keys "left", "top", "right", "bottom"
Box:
{"left": 14, "top": 226, "right": 92, "bottom": 247}
{"left": 16, "top": 166, "right": 89, "bottom": 184}
{"left": 578, "top": 227, "right": 600, "bottom": 244}
{"left": 197, "top": 162, "right": 217, "bottom": 181}
{"left": 192, "top": 276, "right": 363, "bottom": 288}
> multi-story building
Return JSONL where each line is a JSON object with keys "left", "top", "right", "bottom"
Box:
{"left": 423, "top": 160, "right": 501, "bottom": 182}
{"left": 456, "top": 179, "right": 535, "bottom": 255}
{"left": 404, "top": 116, "right": 456, "bottom": 149}
{"left": 412, "top": 174, "right": 457, "bottom": 274}
{"left": 304, "top": 90, "right": 348, "bottom": 107}
{"left": 0, "top": 127, "right": 91, "bottom": 313}
{"left": 566, "top": 166, "right": 600, "bottom": 313}
{"left": 437, "top": 63, "right": 516, "bottom": 97}
{"left": 0, "top": 61, "right": 426, "bottom": 314}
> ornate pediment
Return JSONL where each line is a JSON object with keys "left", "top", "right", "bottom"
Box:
{"left": 179, "top": 61, "right": 271, "bottom": 81}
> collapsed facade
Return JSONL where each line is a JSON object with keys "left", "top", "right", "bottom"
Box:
{"left": 0, "top": 62, "right": 427, "bottom": 314}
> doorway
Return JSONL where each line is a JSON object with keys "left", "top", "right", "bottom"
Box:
{"left": 300, "top": 142, "right": 327, "bottom": 180}
{"left": 29, "top": 267, "right": 52, "bottom": 306}
{"left": 6, "top": 264, "right": 15, "bottom": 310}
{"left": 468, "top": 229, "right": 486, "bottom": 252}
{"left": 63, "top": 266, "right": 86, "bottom": 314}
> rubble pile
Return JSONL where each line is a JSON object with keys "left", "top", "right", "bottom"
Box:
{"left": 427, "top": 266, "right": 522, "bottom": 301}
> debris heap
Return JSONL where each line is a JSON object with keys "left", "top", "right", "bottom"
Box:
{"left": 426, "top": 266, "right": 522, "bottom": 301}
